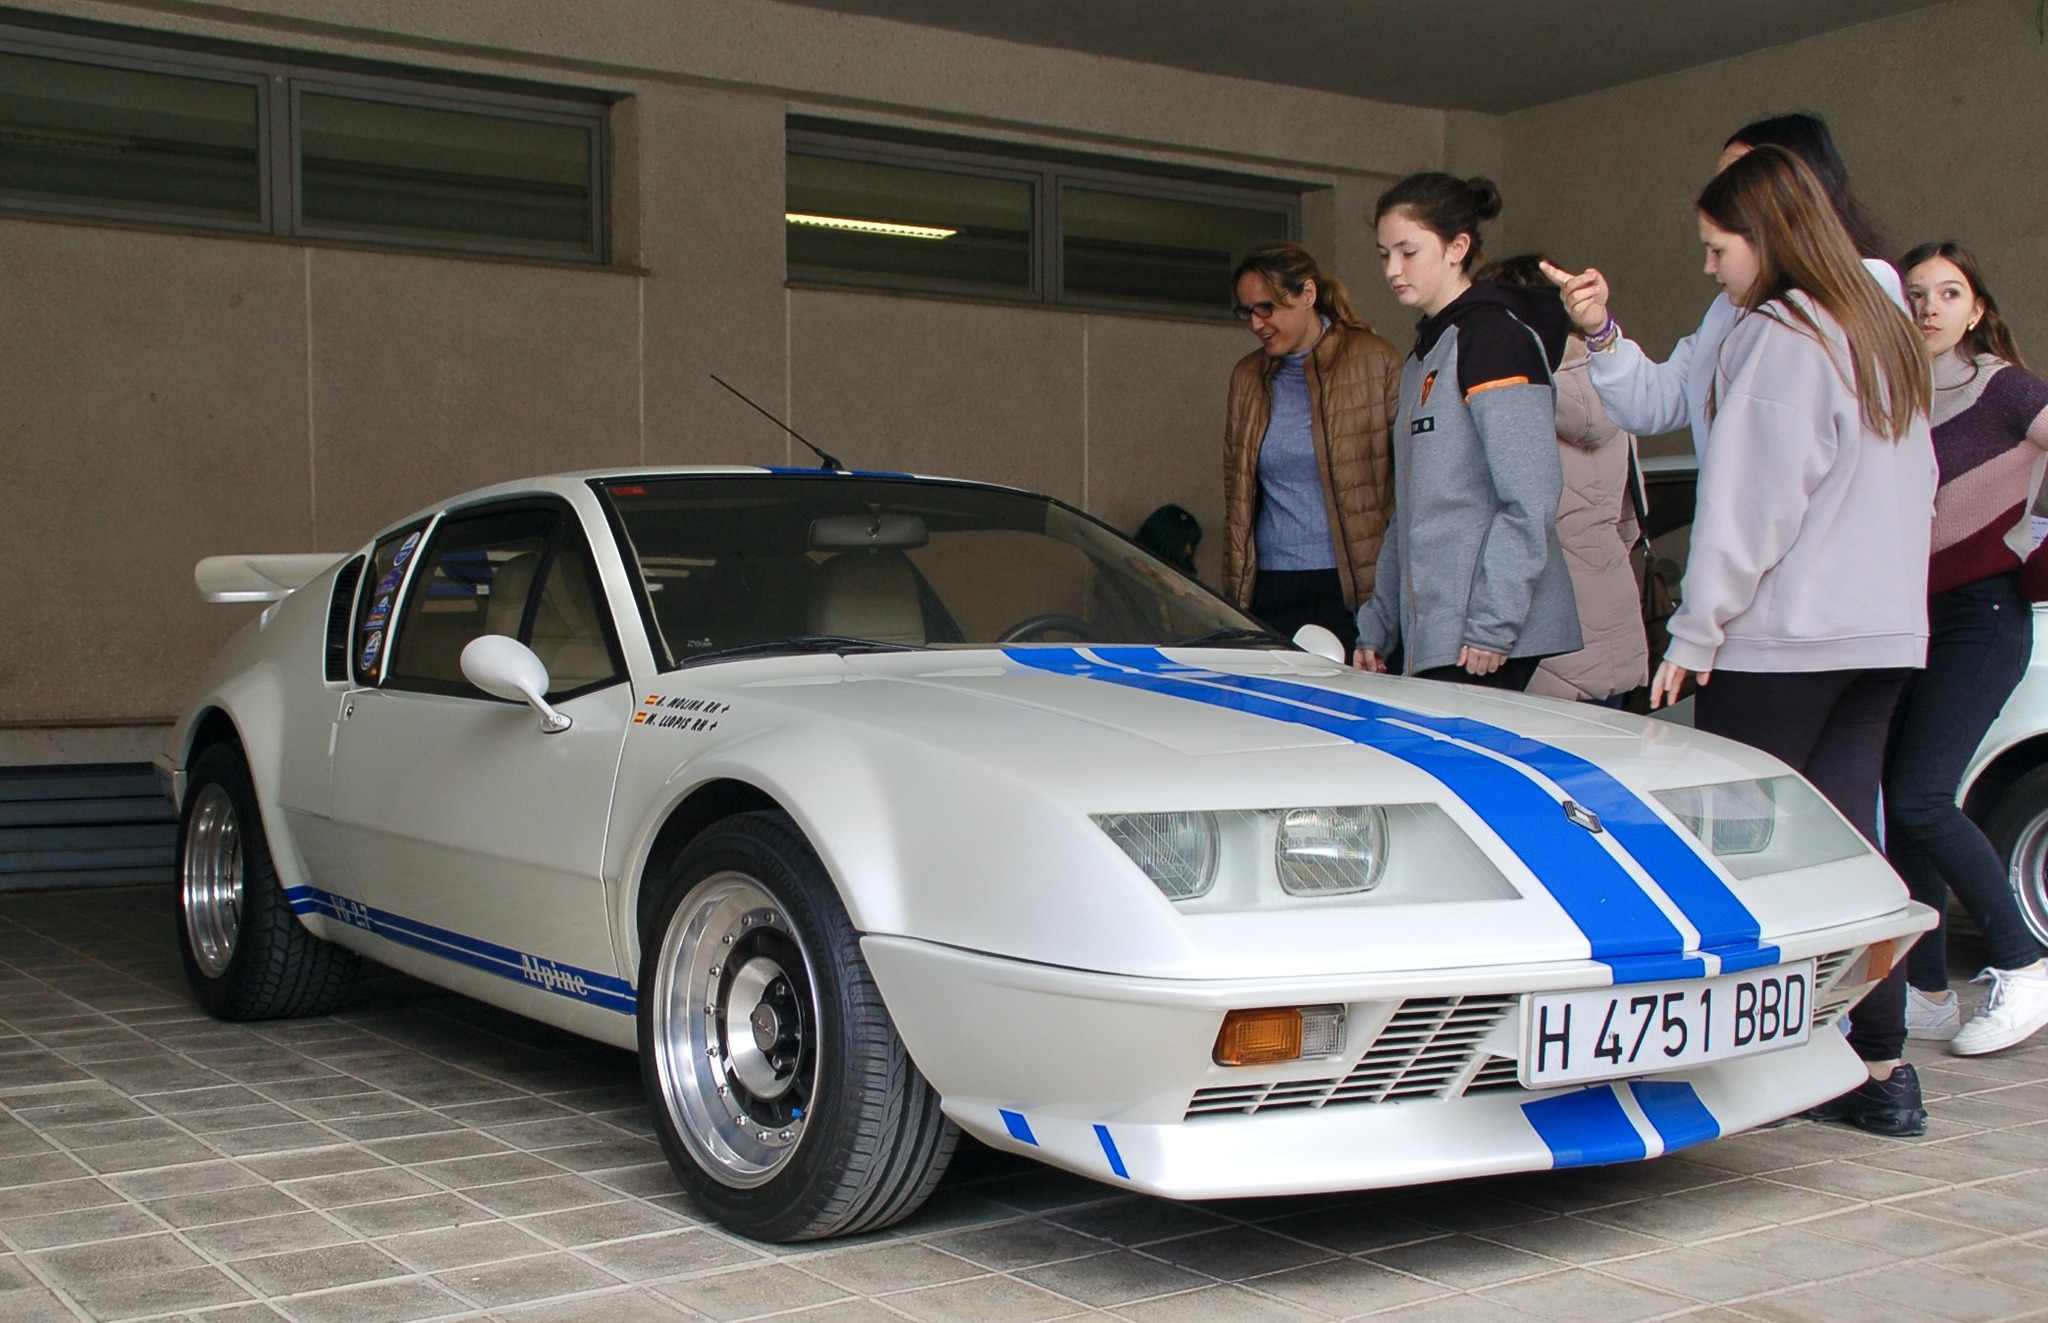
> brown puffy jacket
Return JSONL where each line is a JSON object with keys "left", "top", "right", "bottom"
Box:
{"left": 1223, "top": 320, "right": 1402, "bottom": 611}
{"left": 1528, "top": 348, "right": 1650, "bottom": 702}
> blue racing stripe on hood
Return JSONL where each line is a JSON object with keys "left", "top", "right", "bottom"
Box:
{"left": 1089, "top": 648, "right": 1773, "bottom": 967}
{"left": 1006, "top": 647, "right": 1685, "bottom": 967}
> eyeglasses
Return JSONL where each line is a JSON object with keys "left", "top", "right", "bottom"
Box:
{"left": 1232, "top": 300, "right": 1278, "bottom": 321}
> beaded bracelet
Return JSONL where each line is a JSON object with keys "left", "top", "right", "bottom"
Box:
{"left": 1585, "top": 315, "right": 1622, "bottom": 353}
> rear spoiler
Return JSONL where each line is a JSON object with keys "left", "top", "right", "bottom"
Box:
{"left": 195, "top": 553, "right": 349, "bottom": 604}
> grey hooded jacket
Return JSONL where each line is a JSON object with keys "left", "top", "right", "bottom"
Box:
{"left": 1356, "top": 283, "right": 1583, "bottom": 673}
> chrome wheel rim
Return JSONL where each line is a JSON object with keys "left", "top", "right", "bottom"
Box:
{"left": 650, "top": 873, "right": 820, "bottom": 1187}
{"left": 181, "top": 783, "right": 245, "bottom": 979}
{"left": 2011, "top": 807, "right": 2048, "bottom": 948}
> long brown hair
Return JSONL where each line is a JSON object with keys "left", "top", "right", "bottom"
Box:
{"left": 1697, "top": 145, "right": 1929, "bottom": 440}
{"left": 1899, "top": 240, "right": 2029, "bottom": 371}
{"left": 1232, "top": 241, "right": 1370, "bottom": 332}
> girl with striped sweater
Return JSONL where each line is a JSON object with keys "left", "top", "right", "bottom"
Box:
{"left": 1888, "top": 242, "right": 2048, "bottom": 1056}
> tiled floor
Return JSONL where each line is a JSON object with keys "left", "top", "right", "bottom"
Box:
{"left": 4, "top": 888, "right": 2048, "bottom": 1322}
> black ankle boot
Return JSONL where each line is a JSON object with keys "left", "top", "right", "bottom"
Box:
{"left": 1802, "top": 1062, "right": 1926, "bottom": 1137}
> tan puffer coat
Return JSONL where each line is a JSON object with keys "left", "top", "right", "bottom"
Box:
{"left": 1528, "top": 346, "right": 1650, "bottom": 702}
{"left": 1222, "top": 320, "right": 1402, "bottom": 611}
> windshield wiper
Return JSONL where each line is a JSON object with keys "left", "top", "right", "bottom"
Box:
{"left": 1169, "top": 626, "right": 1289, "bottom": 649}
{"left": 679, "top": 635, "right": 922, "bottom": 667}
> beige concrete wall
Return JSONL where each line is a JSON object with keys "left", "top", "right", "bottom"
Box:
{"left": 3, "top": 0, "right": 1450, "bottom": 731}
{"left": 1499, "top": 0, "right": 2048, "bottom": 455}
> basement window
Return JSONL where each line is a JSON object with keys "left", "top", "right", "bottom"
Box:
{"left": 787, "top": 118, "right": 1298, "bottom": 317}
{"left": 0, "top": 19, "right": 609, "bottom": 262}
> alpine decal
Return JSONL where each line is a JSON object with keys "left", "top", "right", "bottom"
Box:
{"left": 1522, "top": 1080, "right": 1720, "bottom": 1168}
{"left": 284, "top": 884, "right": 634, "bottom": 1015}
{"left": 1006, "top": 647, "right": 1776, "bottom": 980}
{"left": 1000, "top": 1110, "right": 1038, "bottom": 1145}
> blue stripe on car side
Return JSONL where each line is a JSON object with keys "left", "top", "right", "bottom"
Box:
{"left": 1000, "top": 1110, "right": 1038, "bottom": 1145}
{"left": 1629, "top": 1081, "right": 1721, "bottom": 1153}
{"left": 1006, "top": 647, "right": 1684, "bottom": 969}
{"left": 1093, "top": 1124, "right": 1129, "bottom": 1178}
{"left": 284, "top": 884, "right": 636, "bottom": 1015}
{"left": 1521, "top": 1087, "right": 1649, "bottom": 1167}
{"left": 1092, "top": 648, "right": 1775, "bottom": 968}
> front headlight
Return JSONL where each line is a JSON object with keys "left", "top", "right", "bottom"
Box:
{"left": 1096, "top": 803, "right": 1507, "bottom": 910}
{"left": 1093, "top": 811, "right": 1218, "bottom": 899}
{"left": 1652, "top": 775, "right": 1869, "bottom": 879}
{"left": 1275, "top": 806, "right": 1388, "bottom": 895}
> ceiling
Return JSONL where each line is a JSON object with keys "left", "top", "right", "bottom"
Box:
{"left": 778, "top": 0, "right": 1955, "bottom": 114}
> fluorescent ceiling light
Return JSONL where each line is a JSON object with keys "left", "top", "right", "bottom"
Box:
{"left": 785, "top": 211, "right": 956, "bottom": 240}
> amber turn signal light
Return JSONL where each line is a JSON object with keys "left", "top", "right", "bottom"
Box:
{"left": 1864, "top": 939, "right": 1895, "bottom": 982}
{"left": 1214, "top": 1007, "right": 1304, "bottom": 1065}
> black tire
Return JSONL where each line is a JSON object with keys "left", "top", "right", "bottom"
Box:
{"left": 637, "top": 810, "right": 957, "bottom": 1242}
{"left": 1983, "top": 763, "right": 2048, "bottom": 949}
{"left": 176, "top": 742, "right": 360, "bottom": 1020}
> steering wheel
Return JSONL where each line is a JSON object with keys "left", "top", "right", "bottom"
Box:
{"left": 996, "top": 613, "right": 1099, "bottom": 643}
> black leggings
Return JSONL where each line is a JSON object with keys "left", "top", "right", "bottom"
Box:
{"left": 1694, "top": 667, "right": 1912, "bottom": 1062}
{"left": 1249, "top": 568, "right": 1358, "bottom": 654}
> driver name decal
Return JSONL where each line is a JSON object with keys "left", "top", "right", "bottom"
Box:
{"left": 635, "top": 693, "right": 732, "bottom": 732}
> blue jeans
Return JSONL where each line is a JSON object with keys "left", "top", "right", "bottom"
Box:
{"left": 1886, "top": 573, "right": 2043, "bottom": 989}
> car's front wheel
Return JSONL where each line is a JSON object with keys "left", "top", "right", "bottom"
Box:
{"left": 1985, "top": 764, "right": 2048, "bottom": 948}
{"left": 638, "top": 811, "right": 957, "bottom": 1241}
{"left": 176, "top": 742, "right": 360, "bottom": 1019}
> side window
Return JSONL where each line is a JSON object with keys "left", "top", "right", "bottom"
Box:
{"left": 384, "top": 503, "right": 623, "bottom": 698}
{"left": 524, "top": 529, "right": 622, "bottom": 695}
{"left": 386, "top": 507, "right": 558, "bottom": 693}
{"left": 352, "top": 523, "right": 427, "bottom": 685}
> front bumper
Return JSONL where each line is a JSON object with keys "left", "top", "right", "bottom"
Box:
{"left": 861, "top": 901, "right": 1933, "bottom": 1200}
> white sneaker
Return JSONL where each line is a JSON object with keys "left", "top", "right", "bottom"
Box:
{"left": 1951, "top": 966, "right": 2048, "bottom": 1056}
{"left": 1906, "top": 985, "right": 1960, "bottom": 1041}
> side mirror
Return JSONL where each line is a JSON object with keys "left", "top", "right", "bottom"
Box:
{"left": 1292, "top": 624, "right": 1347, "bottom": 664}
{"left": 460, "top": 635, "right": 573, "bottom": 733}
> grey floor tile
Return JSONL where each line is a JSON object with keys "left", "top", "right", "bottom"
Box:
{"left": 1595, "top": 1244, "right": 1807, "bottom": 1301}
{"left": 1108, "top": 1282, "right": 1324, "bottom": 1323}
{"left": 1141, "top": 1225, "right": 1337, "bottom": 1281}
{"left": 147, "top": 1184, "right": 306, "bottom": 1229}
{"left": 2, "top": 1201, "right": 163, "bottom": 1249}
{"left": 655, "top": 1262, "right": 851, "bottom": 1320}
{"left": 577, "top": 1228, "right": 765, "bottom": 1280}
{"left": 384, "top": 1220, "right": 554, "bottom": 1272}
{"left": 63, "top": 1264, "right": 252, "bottom": 1320}
{"left": 230, "top": 1241, "right": 411, "bottom": 1295}
{"left": 432, "top": 1251, "right": 622, "bottom": 1307}
{"left": 1476, "top": 1269, "right": 1689, "bottom": 1322}
{"left": 325, "top": 1191, "right": 496, "bottom": 1237}
{"left": 0, "top": 1176, "right": 124, "bottom": 1219}
{"left": 1477, "top": 1215, "right": 1670, "bottom": 1265}
{"left": 1366, "top": 1234, "right": 1561, "bottom": 1290}
{"left": 181, "top": 1211, "right": 358, "bottom": 1259}
{"left": 461, "top": 1174, "right": 615, "bottom": 1217}
{"left": 1800, "top": 1202, "right": 1994, "bottom": 1256}
{"left": 928, "top": 1218, "right": 1106, "bottom": 1271}
{"left": 1240, "top": 1256, "right": 1443, "bottom": 1315}
{"left": 1015, "top": 1250, "right": 1214, "bottom": 1308}
{"left": 271, "top": 1278, "right": 469, "bottom": 1323}
{"left": 517, "top": 1199, "right": 690, "bottom": 1247}
{"left": 493, "top": 1288, "right": 699, "bottom": 1321}
{"left": 32, "top": 1230, "right": 204, "bottom": 1286}
{"left": 803, "top": 1241, "right": 983, "bottom": 1294}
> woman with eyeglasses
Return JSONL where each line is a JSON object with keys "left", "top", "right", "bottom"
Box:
{"left": 1223, "top": 241, "right": 1402, "bottom": 653}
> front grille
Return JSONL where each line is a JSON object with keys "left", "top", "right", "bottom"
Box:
{"left": 1184, "top": 947, "right": 1865, "bottom": 1120}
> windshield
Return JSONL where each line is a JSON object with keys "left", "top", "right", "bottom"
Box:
{"left": 594, "top": 475, "right": 1271, "bottom": 668}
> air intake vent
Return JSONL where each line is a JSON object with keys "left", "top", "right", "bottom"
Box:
{"left": 324, "top": 556, "right": 365, "bottom": 682}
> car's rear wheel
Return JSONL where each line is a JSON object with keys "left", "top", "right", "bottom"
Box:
{"left": 177, "top": 743, "right": 359, "bottom": 1020}
{"left": 1983, "top": 764, "right": 2048, "bottom": 948}
{"left": 638, "top": 810, "right": 957, "bottom": 1241}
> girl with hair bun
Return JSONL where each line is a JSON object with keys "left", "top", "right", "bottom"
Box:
{"left": 1223, "top": 241, "right": 1403, "bottom": 652}
{"left": 1887, "top": 241, "right": 2048, "bottom": 1057}
{"left": 1354, "top": 173, "right": 1579, "bottom": 689}
{"left": 1654, "top": 145, "right": 1936, "bottom": 1136}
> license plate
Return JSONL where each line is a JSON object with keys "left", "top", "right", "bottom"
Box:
{"left": 1520, "top": 960, "right": 1816, "bottom": 1088}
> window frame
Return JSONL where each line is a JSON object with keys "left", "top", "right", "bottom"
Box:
{"left": 378, "top": 496, "right": 628, "bottom": 703}
{"left": 0, "top": 18, "right": 610, "bottom": 262}
{"left": 786, "top": 122, "right": 1301, "bottom": 319}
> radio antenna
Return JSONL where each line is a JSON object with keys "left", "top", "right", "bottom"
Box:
{"left": 710, "top": 374, "right": 845, "bottom": 472}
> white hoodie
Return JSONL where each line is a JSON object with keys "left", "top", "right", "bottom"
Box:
{"left": 1663, "top": 293, "right": 1935, "bottom": 674}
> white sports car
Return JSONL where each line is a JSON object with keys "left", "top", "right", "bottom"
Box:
{"left": 161, "top": 467, "right": 1934, "bottom": 1242}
